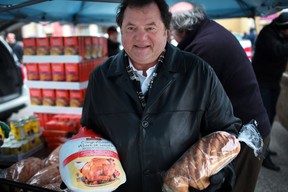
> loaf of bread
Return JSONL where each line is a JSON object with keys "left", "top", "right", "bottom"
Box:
{"left": 26, "top": 163, "right": 61, "bottom": 187}
{"left": 44, "top": 144, "right": 61, "bottom": 166}
{"left": 5, "top": 157, "right": 45, "bottom": 183}
{"left": 163, "top": 131, "right": 241, "bottom": 192}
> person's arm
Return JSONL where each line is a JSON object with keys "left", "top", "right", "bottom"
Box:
{"left": 201, "top": 65, "right": 242, "bottom": 137}
{"left": 198, "top": 66, "right": 241, "bottom": 191}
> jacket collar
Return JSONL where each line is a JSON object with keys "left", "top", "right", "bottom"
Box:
{"left": 105, "top": 43, "right": 187, "bottom": 111}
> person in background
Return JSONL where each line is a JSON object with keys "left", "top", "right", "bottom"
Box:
{"left": 242, "top": 32, "right": 249, "bottom": 40}
{"left": 5, "top": 32, "right": 24, "bottom": 63}
{"left": 248, "top": 27, "right": 257, "bottom": 48}
{"left": 169, "top": 2, "right": 271, "bottom": 192}
{"left": 81, "top": 0, "right": 244, "bottom": 191}
{"left": 243, "top": 28, "right": 257, "bottom": 49}
{"left": 252, "top": 12, "right": 288, "bottom": 172}
{"left": 107, "top": 26, "right": 120, "bottom": 56}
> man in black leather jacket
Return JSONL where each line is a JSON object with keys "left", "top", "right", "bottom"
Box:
{"left": 81, "top": 0, "right": 242, "bottom": 191}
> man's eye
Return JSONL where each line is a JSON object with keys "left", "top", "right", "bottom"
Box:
{"left": 147, "top": 27, "right": 156, "bottom": 32}
{"left": 127, "top": 27, "right": 135, "bottom": 32}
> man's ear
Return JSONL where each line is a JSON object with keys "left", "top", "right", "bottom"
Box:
{"left": 179, "top": 31, "right": 186, "bottom": 39}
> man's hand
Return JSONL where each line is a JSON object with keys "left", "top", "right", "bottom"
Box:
{"left": 189, "top": 163, "right": 236, "bottom": 192}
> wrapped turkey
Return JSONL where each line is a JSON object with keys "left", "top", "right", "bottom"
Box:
{"left": 59, "top": 127, "right": 126, "bottom": 192}
{"left": 163, "top": 120, "right": 263, "bottom": 192}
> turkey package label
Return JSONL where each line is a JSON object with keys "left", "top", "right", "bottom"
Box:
{"left": 59, "top": 127, "right": 126, "bottom": 192}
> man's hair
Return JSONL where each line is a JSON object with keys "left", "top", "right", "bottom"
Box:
{"left": 107, "top": 26, "right": 117, "bottom": 35}
{"left": 170, "top": 2, "right": 206, "bottom": 35}
{"left": 4, "top": 32, "right": 15, "bottom": 39}
{"left": 116, "top": 0, "right": 172, "bottom": 30}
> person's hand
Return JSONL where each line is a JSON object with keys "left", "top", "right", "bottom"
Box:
{"left": 189, "top": 163, "right": 236, "bottom": 192}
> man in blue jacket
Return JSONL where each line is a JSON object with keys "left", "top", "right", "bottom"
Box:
{"left": 81, "top": 0, "right": 243, "bottom": 191}
{"left": 169, "top": 2, "right": 271, "bottom": 192}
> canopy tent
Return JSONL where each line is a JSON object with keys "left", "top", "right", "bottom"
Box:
{"left": 0, "top": 0, "right": 287, "bottom": 26}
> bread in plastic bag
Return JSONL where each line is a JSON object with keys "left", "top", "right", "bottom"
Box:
{"left": 44, "top": 144, "right": 61, "bottom": 166}
{"left": 162, "top": 120, "right": 263, "bottom": 192}
{"left": 26, "top": 163, "right": 61, "bottom": 187}
{"left": 5, "top": 157, "right": 45, "bottom": 183}
{"left": 59, "top": 127, "right": 126, "bottom": 192}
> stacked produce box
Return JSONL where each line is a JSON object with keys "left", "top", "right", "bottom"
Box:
{"left": 42, "top": 114, "right": 81, "bottom": 148}
{"left": 22, "top": 35, "right": 107, "bottom": 149}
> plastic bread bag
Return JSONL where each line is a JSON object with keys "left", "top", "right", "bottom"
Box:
{"left": 27, "top": 163, "right": 61, "bottom": 187}
{"left": 44, "top": 144, "right": 62, "bottom": 166}
{"left": 162, "top": 119, "right": 263, "bottom": 192}
{"left": 59, "top": 127, "right": 126, "bottom": 192}
{"left": 3, "top": 157, "right": 46, "bottom": 183}
{"left": 237, "top": 120, "right": 263, "bottom": 157}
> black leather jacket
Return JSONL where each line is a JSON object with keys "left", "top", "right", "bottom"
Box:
{"left": 81, "top": 43, "right": 242, "bottom": 192}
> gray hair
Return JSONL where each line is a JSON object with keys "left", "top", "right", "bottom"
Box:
{"left": 171, "top": 3, "right": 206, "bottom": 35}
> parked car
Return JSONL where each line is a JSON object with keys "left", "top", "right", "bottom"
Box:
{"left": 0, "top": 36, "right": 29, "bottom": 122}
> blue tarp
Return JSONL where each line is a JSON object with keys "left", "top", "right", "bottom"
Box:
{"left": 0, "top": 0, "right": 287, "bottom": 25}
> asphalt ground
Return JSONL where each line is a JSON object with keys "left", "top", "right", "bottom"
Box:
{"left": 255, "top": 120, "right": 288, "bottom": 192}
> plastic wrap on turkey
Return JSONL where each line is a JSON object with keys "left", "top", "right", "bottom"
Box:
{"left": 59, "top": 126, "right": 126, "bottom": 192}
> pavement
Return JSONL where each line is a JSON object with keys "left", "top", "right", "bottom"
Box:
{"left": 255, "top": 120, "right": 288, "bottom": 192}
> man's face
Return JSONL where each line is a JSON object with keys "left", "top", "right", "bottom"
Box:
{"left": 109, "top": 31, "right": 118, "bottom": 43}
{"left": 121, "top": 2, "right": 167, "bottom": 70}
{"left": 6, "top": 33, "right": 16, "bottom": 44}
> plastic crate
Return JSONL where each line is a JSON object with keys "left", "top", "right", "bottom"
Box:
{"left": 0, "top": 178, "right": 56, "bottom": 192}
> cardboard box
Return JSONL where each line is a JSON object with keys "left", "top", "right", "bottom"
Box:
{"left": 25, "top": 63, "right": 39, "bottom": 80}
{"left": 36, "top": 37, "right": 50, "bottom": 55}
{"left": 52, "top": 63, "right": 65, "bottom": 81}
{"left": 23, "top": 38, "right": 36, "bottom": 55}
{"left": 42, "top": 89, "right": 56, "bottom": 106}
{"left": 84, "top": 36, "right": 92, "bottom": 60}
{"left": 65, "top": 63, "right": 79, "bottom": 82}
{"left": 91, "top": 36, "right": 99, "bottom": 58}
{"left": 30, "top": 88, "right": 42, "bottom": 105}
{"left": 70, "top": 89, "right": 85, "bottom": 107}
{"left": 63, "top": 36, "right": 79, "bottom": 55}
{"left": 49, "top": 36, "right": 64, "bottom": 55}
{"left": 39, "top": 63, "right": 52, "bottom": 81}
{"left": 55, "top": 90, "right": 69, "bottom": 106}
